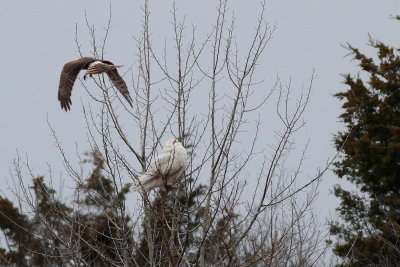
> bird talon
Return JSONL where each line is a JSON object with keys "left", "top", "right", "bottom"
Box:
{"left": 165, "top": 184, "right": 174, "bottom": 191}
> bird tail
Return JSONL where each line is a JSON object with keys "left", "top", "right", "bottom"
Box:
{"left": 132, "top": 174, "right": 150, "bottom": 192}
{"left": 133, "top": 174, "right": 162, "bottom": 192}
{"left": 132, "top": 185, "right": 140, "bottom": 192}
{"left": 132, "top": 183, "right": 144, "bottom": 192}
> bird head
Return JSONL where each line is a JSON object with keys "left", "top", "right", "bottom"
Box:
{"left": 163, "top": 138, "right": 180, "bottom": 152}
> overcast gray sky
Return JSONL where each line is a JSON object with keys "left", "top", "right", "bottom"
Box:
{"left": 1, "top": 0, "right": 400, "bottom": 230}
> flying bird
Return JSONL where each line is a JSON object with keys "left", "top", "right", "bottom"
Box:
{"left": 58, "top": 57, "right": 133, "bottom": 111}
{"left": 133, "top": 139, "right": 188, "bottom": 191}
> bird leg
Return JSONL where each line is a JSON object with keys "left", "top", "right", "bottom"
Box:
{"left": 164, "top": 184, "right": 174, "bottom": 191}
{"left": 162, "top": 175, "right": 173, "bottom": 191}
{"left": 83, "top": 74, "right": 92, "bottom": 80}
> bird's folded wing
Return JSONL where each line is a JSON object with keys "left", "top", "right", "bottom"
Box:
{"left": 146, "top": 151, "right": 178, "bottom": 176}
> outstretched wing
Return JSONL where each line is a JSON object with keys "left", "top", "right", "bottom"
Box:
{"left": 58, "top": 57, "right": 96, "bottom": 111}
{"left": 106, "top": 69, "right": 133, "bottom": 107}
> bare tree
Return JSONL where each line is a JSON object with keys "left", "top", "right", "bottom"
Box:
{"left": 0, "top": 1, "right": 333, "bottom": 266}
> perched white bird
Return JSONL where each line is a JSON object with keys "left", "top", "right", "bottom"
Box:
{"left": 133, "top": 138, "right": 188, "bottom": 191}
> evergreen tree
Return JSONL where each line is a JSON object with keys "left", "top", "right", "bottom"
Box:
{"left": 133, "top": 183, "right": 206, "bottom": 266}
{"left": 331, "top": 25, "right": 400, "bottom": 265}
{"left": 0, "top": 151, "right": 132, "bottom": 266}
{"left": 0, "top": 150, "right": 240, "bottom": 266}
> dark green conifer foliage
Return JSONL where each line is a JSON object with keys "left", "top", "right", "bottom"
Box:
{"left": 0, "top": 151, "right": 221, "bottom": 266}
{"left": 133, "top": 183, "right": 206, "bottom": 266}
{"left": 332, "top": 24, "right": 400, "bottom": 265}
{"left": 0, "top": 151, "right": 133, "bottom": 266}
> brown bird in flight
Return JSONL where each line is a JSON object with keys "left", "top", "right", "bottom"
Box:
{"left": 58, "top": 57, "right": 133, "bottom": 111}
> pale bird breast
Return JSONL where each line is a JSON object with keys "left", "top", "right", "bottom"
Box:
{"left": 87, "top": 61, "right": 107, "bottom": 74}
{"left": 88, "top": 61, "right": 103, "bottom": 67}
{"left": 87, "top": 66, "right": 103, "bottom": 75}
